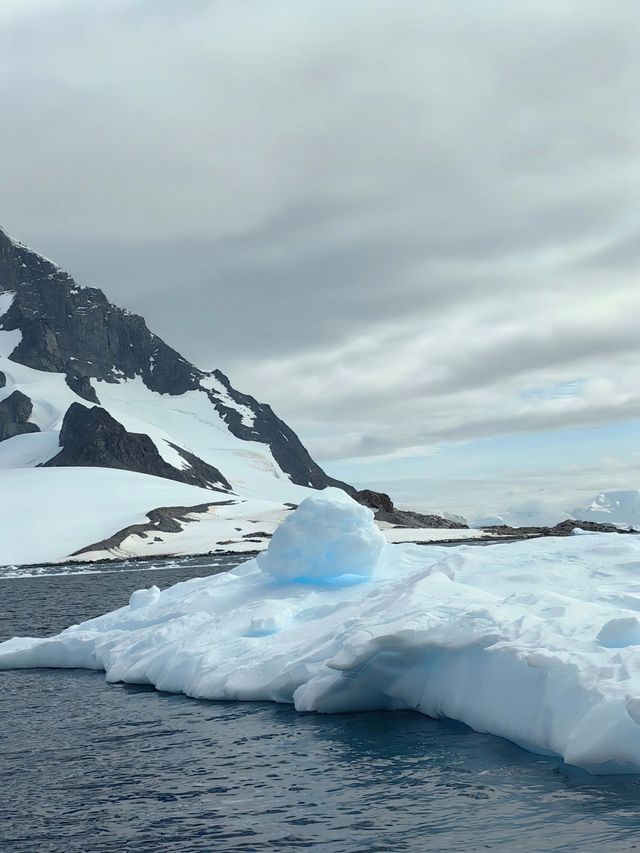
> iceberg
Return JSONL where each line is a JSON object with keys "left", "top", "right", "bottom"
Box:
{"left": 256, "top": 487, "right": 385, "bottom": 583}
{"left": 3, "top": 487, "right": 640, "bottom": 774}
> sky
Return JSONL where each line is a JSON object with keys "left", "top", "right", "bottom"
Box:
{"left": 1, "top": 0, "right": 639, "bottom": 519}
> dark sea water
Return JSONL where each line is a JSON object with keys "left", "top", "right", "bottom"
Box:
{"left": 2, "top": 557, "right": 640, "bottom": 853}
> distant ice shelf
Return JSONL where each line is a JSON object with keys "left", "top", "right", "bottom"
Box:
{"left": 3, "top": 488, "right": 640, "bottom": 775}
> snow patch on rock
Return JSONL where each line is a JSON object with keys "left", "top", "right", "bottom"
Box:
{"left": 0, "top": 291, "right": 15, "bottom": 320}
{"left": 0, "top": 292, "right": 21, "bottom": 360}
{"left": 200, "top": 373, "right": 256, "bottom": 428}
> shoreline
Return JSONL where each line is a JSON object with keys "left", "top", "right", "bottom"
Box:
{"left": 0, "top": 548, "right": 262, "bottom": 575}
{"left": 5, "top": 528, "right": 637, "bottom": 575}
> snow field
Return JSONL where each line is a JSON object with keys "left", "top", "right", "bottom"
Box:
{"left": 0, "top": 468, "right": 217, "bottom": 565}
{"left": 1, "top": 305, "right": 314, "bottom": 503}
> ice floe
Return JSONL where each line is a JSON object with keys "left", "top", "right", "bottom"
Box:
{"left": 3, "top": 488, "right": 640, "bottom": 774}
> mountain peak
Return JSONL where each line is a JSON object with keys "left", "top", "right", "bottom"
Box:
{"left": 0, "top": 226, "right": 351, "bottom": 495}
{"left": 0, "top": 225, "right": 69, "bottom": 295}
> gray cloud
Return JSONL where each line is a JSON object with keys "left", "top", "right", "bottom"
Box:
{"left": 1, "top": 0, "right": 639, "bottom": 474}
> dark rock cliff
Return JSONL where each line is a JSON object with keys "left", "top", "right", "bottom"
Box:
{"left": 44, "top": 403, "right": 231, "bottom": 491}
{"left": 0, "top": 228, "right": 199, "bottom": 394}
{"left": 0, "top": 226, "right": 350, "bottom": 492}
{"left": 0, "top": 390, "right": 41, "bottom": 442}
{"left": 204, "top": 369, "right": 353, "bottom": 492}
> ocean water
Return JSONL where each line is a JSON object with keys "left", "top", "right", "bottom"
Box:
{"left": 2, "top": 557, "right": 640, "bottom": 852}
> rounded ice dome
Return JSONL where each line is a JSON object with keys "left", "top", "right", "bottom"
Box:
{"left": 129, "top": 585, "right": 160, "bottom": 609}
{"left": 257, "top": 488, "right": 386, "bottom": 583}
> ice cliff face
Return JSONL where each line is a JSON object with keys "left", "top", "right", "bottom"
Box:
{"left": 0, "top": 226, "right": 350, "bottom": 497}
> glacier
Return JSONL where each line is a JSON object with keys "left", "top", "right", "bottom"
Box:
{"left": 3, "top": 487, "right": 640, "bottom": 774}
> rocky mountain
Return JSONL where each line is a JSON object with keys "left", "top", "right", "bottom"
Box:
{"left": 571, "top": 490, "right": 640, "bottom": 529}
{"left": 0, "top": 225, "right": 351, "bottom": 499}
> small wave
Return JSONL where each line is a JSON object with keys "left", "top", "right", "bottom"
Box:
{"left": 0, "top": 557, "right": 235, "bottom": 580}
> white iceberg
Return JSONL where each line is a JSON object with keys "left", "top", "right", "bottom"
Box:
{"left": 256, "top": 488, "right": 385, "bottom": 583}
{"left": 3, "top": 488, "right": 640, "bottom": 774}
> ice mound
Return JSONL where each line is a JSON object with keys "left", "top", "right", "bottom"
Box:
{"left": 3, "top": 491, "right": 640, "bottom": 774}
{"left": 256, "top": 487, "right": 385, "bottom": 583}
{"left": 129, "top": 585, "right": 160, "bottom": 610}
{"left": 597, "top": 616, "right": 640, "bottom": 648}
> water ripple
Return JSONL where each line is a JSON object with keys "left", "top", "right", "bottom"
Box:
{"left": 2, "top": 560, "right": 640, "bottom": 851}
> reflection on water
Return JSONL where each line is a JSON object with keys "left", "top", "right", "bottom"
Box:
{"left": 2, "top": 558, "right": 640, "bottom": 852}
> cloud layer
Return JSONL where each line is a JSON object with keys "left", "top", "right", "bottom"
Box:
{"left": 1, "top": 0, "right": 639, "bottom": 507}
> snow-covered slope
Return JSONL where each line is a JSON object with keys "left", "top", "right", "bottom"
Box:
{"left": 0, "top": 226, "right": 357, "bottom": 560}
{"left": 0, "top": 347, "right": 312, "bottom": 503}
{"left": 0, "top": 467, "right": 487, "bottom": 568}
{"left": 0, "top": 225, "right": 350, "bottom": 495}
{"left": 572, "top": 491, "right": 640, "bottom": 529}
{"left": 0, "top": 300, "right": 323, "bottom": 501}
{"left": 4, "top": 489, "right": 640, "bottom": 775}
{"left": 0, "top": 468, "right": 219, "bottom": 566}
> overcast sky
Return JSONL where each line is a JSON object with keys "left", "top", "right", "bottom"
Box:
{"left": 2, "top": 0, "right": 639, "bottom": 518}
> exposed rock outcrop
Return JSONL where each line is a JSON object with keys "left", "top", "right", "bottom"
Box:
{"left": 354, "top": 488, "right": 468, "bottom": 529}
{"left": 64, "top": 364, "right": 100, "bottom": 404}
{"left": 44, "top": 403, "right": 231, "bottom": 491}
{"left": 483, "top": 519, "right": 631, "bottom": 537}
{"left": 0, "top": 390, "right": 40, "bottom": 442}
{"left": 353, "top": 489, "right": 395, "bottom": 514}
{"left": 72, "top": 501, "right": 235, "bottom": 556}
{"left": 0, "top": 227, "right": 198, "bottom": 394}
{"left": 204, "top": 369, "right": 353, "bottom": 493}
